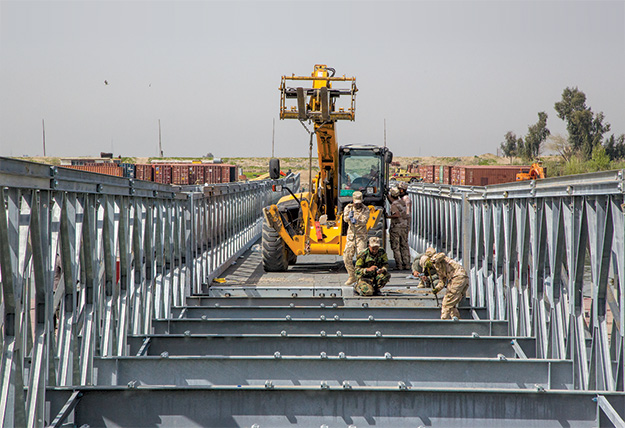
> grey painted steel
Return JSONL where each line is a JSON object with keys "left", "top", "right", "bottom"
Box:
{"left": 127, "top": 334, "right": 535, "bottom": 358}
{"left": 408, "top": 170, "right": 625, "bottom": 392}
{"left": 152, "top": 318, "right": 509, "bottom": 336}
{"left": 92, "top": 356, "right": 574, "bottom": 389}
{"left": 208, "top": 286, "right": 343, "bottom": 297}
{"left": 0, "top": 157, "right": 299, "bottom": 424}
{"left": 185, "top": 296, "right": 344, "bottom": 307}
{"left": 45, "top": 387, "right": 616, "bottom": 427}
{"left": 170, "top": 305, "right": 487, "bottom": 319}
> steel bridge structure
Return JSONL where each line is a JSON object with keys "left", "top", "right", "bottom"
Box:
{"left": 1, "top": 157, "right": 625, "bottom": 427}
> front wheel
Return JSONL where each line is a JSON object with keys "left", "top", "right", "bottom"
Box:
{"left": 262, "top": 220, "right": 289, "bottom": 272}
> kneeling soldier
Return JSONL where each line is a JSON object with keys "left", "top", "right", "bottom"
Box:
{"left": 354, "top": 237, "right": 390, "bottom": 296}
{"left": 411, "top": 248, "right": 440, "bottom": 289}
{"left": 420, "top": 251, "right": 469, "bottom": 319}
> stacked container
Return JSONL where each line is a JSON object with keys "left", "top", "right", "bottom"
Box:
{"left": 153, "top": 164, "right": 172, "bottom": 184}
{"left": 62, "top": 165, "right": 123, "bottom": 177}
{"left": 135, "top": 164, "right": 153, "bottom": 181}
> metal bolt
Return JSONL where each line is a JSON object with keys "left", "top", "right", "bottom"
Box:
{"left": 368, "top": 315, "right": 374, "bottom": 321}
{"left": 274, "top": 351, "right": 281, "bottom": 359}
{"left": 375, "top": 331, "right": 382, "bottom": 337}
{"left": 320, "top": 303, "right": 325, "bottom": 308}
{"left": 535, "top": 384, "right": 545, "bottom": 392}
{"left": 265, "top": 380, "right": 274, "bottom": 389}
{"left": 338, "top": 352, "right": 346, "bottom": 359}
{"left": 319, "top": 293, "right": 326, "bottom": 297}
{"left": 184, "top": 330, "right": 191, "bottom": 337}
{"left": 251, "top": 425, "right": 260, "bottom": 428}
{"left": 334, "top": 315, "right": 340, "bottom": 321}
{"left": 281, "top": 330, "right": 287, "bottom": 337}
{"left": 336, "top": 331, "right": 342, "bottom": 337}
{"left": 497, "top": 354, "right": 506, "bottom": 361}
{"left": 289, "top": 303, "right": 295, "bottom": 308}
{"left": 320, "top": 352, "right": 327, "bottom": 359}
{"left": 362, "top": 303, "right": 369, "bottom": 308}
{"left": 320, "top": 331, "right": 326, "bottom": 337}
{"left": 320, "top": 381, "right": 329, "bottom": 389}
{"left": 385, "top": 352, "right": 392, "bottom": 360}
{"left": 472, "top": 332, "right": 479, "bottom": 338}
{"left": 214, "top": 303, "right": 220, "bottom": 308}
{"left": 342, "top": 380, "right": 351, "bottom": 389}
{"left": 160, "top": 351, "right": 169, "bottom": 358}
{"left": 201, "top": 315, "right": 207, "bottom": 320}
{"left": 452, "top": 316, "right": 459, "bottom": 322}
{"left": 224, "top": 293, "right": 231, "bottom": 298}
{"left": 398, "top": 381, "right": 407, "bottom": 390}
{"left": 332, "top": 303, "right": 338, "bottom": 308}
{"left": 285, "top": 315, "right": 292, "bottom": 321}
{"left": 291, "top": 293, "right": 298, "bottom": 297}
{"left": 127, "top": 380, "right": 138, "bottom": 388}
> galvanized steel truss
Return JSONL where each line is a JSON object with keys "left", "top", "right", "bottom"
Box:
{"left": 0, "top": 157, "right": 298, "bottom": 426}
{"left": 408, "top": 170, "right": 625, "bottom": 392}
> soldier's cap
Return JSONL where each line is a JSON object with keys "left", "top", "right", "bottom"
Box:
{"left": 369, "top": 236, "right": 381, "bottom": 248}
{"left": 389, "top": 188, "right": 400, "bottom": 197}
{"left": 352, "top": 191, "right": 363, "bottom": 203}
{"left": 398, "top": 182, "right": 408, "bottom": 190}
{"left": 424, "top": 247, "right": 436, "bottom": 258}
{"left": 432, "top": 253, "right": 446, "bottom": 263}
{"left": 419, "top": 255, "right": 431, "bottom": 269}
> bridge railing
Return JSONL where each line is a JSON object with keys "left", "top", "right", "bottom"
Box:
{"left": 0, "top": 157, "right": 298, "bottom": 426}
{"left": 408, "top": 170, "right": 625, "bottom": 392}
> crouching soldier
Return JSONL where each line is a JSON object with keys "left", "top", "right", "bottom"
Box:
{"left": 421, "top": 251, "right": 469, "bottom": 320}
{"left": 411, "top": 248, "right": 440, "bottom": 289}
{"left": 354, "top": 237, "right": 390, "bottom": 296}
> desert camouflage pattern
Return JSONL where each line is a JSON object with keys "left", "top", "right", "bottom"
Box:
{"left": 389, "top": 198, "right": 410, "bottom": 269}
{"left": 431, "top": 252, "right": 469, "bottom": 320}
{"left": 343, "top": 202, "right": 370, "bottom": 282}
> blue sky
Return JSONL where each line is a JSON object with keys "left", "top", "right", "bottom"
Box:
{"left": 1, "top": 1, "right": 623, "bottom": 158}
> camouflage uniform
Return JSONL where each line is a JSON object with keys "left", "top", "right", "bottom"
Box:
{"left": 343, "top": 194, "right": 370, "bottom": 285}
{"left": 424, "top": 252, "right": 469, "bottom": 320}
{"left": 389, "top": 195, "right": 410, "bottom": 270}
{"left": 354, "top": 244, "right": 390, "bottom": 296}
{"left": 411, "top": 251, "right": 440, "bottom": 289}
{"left": 398, "top": 182, "right": 412, "bottom": 223}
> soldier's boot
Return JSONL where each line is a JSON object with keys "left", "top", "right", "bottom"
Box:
{"left": 345, "top": 275, "right": 357, "bottom": 286}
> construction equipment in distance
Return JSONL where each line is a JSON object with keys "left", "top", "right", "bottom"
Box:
{"left": 390, "top": 161, "right": 421, "bottom": 184}
{"left": 262, "top": 65, "right": 393, "bottom": 271}
{"left": 516, "top": 162, "right": 546, "bottom": 181}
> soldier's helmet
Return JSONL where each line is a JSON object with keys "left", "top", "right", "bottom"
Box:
{"left": 352, "top": 191, "right": 363, "bottom": 203}
{"left": 424, "top": 247, "right": 436, "bottom": 258}
{"left": 414, "top": 255, "right": 424, "bottom": 273}
{"left": 369, "top": 236, "right": 381, "bottom": 248}
{"left": 389, "top": 188, "right": 400, "bottom": 197}
{"left": 419, "top": 255, "right": 432, "bottom": 270}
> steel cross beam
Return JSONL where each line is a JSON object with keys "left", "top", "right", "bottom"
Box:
{"left": 127, "top": 334, "right": 536, "bottom": 358}
{"left": 45, "top": 387, "right": 620, "bottom": 427}
{"left": 152, "top": 318, "right": 509, "bottom": 336}
{"left": 92, "top": 355, "right": 573, "bottom": 389}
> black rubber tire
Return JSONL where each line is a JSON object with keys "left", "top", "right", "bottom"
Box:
{"left": 287, "top": 247, "right": 297, "bottom": 265}
{"left": 262, "top": 220, "right": 289, "bottom": 272}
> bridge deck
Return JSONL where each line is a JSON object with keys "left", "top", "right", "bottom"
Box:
{"left": 46, "top": 246, "right": 625, "bottom": 427}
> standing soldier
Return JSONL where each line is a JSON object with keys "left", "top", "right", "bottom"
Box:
{"left": 398, "top": 182, "right": 412, "bottom": 218}
{"left": 354, "top": 237, "right": 390, "bottom": 296}
{"left": 343, "top": 191, "right": 370, "bottom": 285}
{"left": 420, "top": 251, "right": 470, "bottom": 320}
{"left": 388, "top": 188, "right": 410, "bottom": 270}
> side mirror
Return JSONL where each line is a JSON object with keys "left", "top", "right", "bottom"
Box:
{"left": 269, "top": 158, "right": 281, "bottom": 179}
{"left": 384, "top": 151, "right": 393, "bottom": 164}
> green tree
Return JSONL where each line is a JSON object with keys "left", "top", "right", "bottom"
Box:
{"left": 523, "top": 112, "right": 550, "bottom": 159}
{"left": 554, "top": 87, "right": 611, "bottom": 160}
{"left": 604, "top": 134, "right": 625, "bottom": 160}
{"left": 589, "top": 145, "right": 611, "bottom": 172}
{"left": 500, "top": 131, "right": 520, "bottom": 163}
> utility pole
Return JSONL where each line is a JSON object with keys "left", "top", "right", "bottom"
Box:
{"left": 158, "top": 119, "right": 163, "bottom": 157}
{"left": 272, "top": 118, "right": 275, "bottom": 158}
{"left": 384, "top": 118, "right": 387, "bottom": 148}
{"left": 42, "top": 119, "right": 46, "bottom": 156}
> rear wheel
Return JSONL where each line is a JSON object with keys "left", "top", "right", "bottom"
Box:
{"left": 262, "top": 220, "right": 289, "bottom": 272}
{"left": 287, "top": 247, "right": 297, "bottom": 265}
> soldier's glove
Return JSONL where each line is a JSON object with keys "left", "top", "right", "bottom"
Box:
{"left": 432, "top": 286, "right": 443, "bottom": 295}
{"left": 378, "top": 267, "right": 387, "bottom": 274}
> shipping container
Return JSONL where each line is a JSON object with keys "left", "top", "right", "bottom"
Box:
{"left": 120, "top": 163, "right": 136, "bottom": 179}
{"left": 135, "top": 164, "right": 153, "bottom": 181}
{"left": 451, "top": 165, "right": 531, "bottom": 186}
{"left": 188, "top": 164, "right": 205, "bottom": 185}
{"left": 172, "top": 165, "right": 190, "bottom": 185}
{"left": 62, "top": 165, "right": 123, "bottom": 177}
{"left": 442, "top": 166, "right": 452, "bottom": 185}
{"left": 418, "top": 165, "right": 435, "bottom": 183}
{"left": 153, "top": 164, "right": 172, "bottom": 184}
